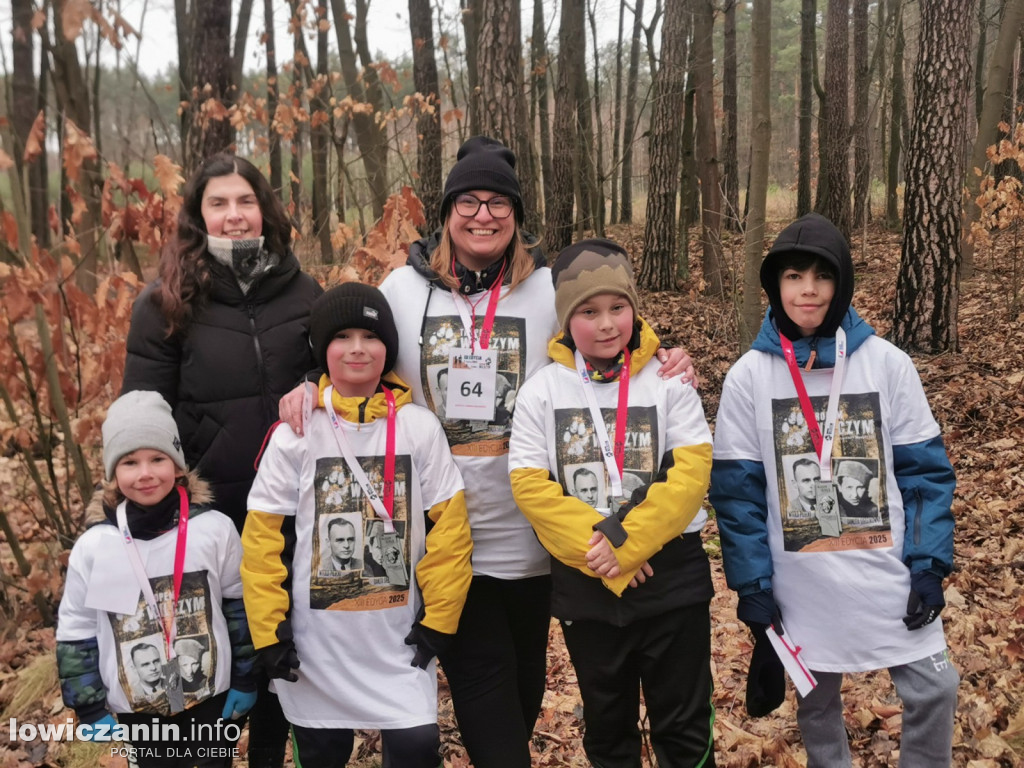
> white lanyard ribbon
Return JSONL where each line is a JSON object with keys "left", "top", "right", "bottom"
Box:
{"left": 573, "top": 350, "right": 627, "bottom": 498}
{"left": 115, "top": 488, "right": 188, "bottom": 658}
{"left": 781, "top": 327, "right": 847, "bottom": 481}
{"left": 324, "top": 385, "right": 396, "bottom": 533}
{"left": 817, "top": 328, "right": 847, "bottom": 480}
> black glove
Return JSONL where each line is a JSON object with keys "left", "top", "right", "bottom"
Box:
{"left": 738, "top": 590, "right": 786, "bottom": 716}
{"left": 903, "top": 571, "right": 945, "bottom": 630}
{"left": 259, "top": 620, "right": 300, "bottom": 681}
{"left": 746, "top": 626, "right": 786, "bottom": 717}
{"left": 736, "top": 590, "right": 782, "bottom": 632}
{"left": 404, "top": 623, "right": 453, "bottom": 670}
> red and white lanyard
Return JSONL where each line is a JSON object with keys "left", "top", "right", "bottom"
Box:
{"left": 573, "top": 349, "right": 631, "bottom": 497}
{"left": 450, "top": 262, "right": 506, "bottom": 353}
{"left": 117, "top": 487, "right": 189, "bottom": 660}
{"left": 779, "top": 327, "right": 847, "bottom": 481}
{"left": 324, "top": 385, "right": 397, "bottom": 533}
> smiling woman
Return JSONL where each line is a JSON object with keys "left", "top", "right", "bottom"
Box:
{"left": 119, "top": 152, "right": 322, "bottom": 768}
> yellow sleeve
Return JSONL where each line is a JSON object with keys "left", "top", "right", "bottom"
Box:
{"left": 510, "top": 466, "right": 608, "bottom": 575}
{"left": 416, "top": 490, "right": 474, "bottom": 635}
{"left": 240, "top": 510, "right": 292, "bottom": 650}
{"left": 599, "top": 442, "right": 713, "bottom": 595}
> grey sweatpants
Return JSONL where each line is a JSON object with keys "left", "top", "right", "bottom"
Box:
{"left": 796, "top": 650, "right": 959, "bottom": 768}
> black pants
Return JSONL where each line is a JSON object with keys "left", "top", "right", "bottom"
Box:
{"left": 290, "top": 723, "right": 440, "bottom": 768}
{"left": 119, "top": 691, "right": 239, "bottom": 768}
{"left": 561, "top": 602, "right": 717, "bottom": 768}
{"left": 438, "top": 574, "right": 551, "bottom": 768}
{"left": 246, "top": 668, "right": 291, "bottom": 768}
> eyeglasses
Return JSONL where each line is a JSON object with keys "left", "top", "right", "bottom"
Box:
{"left": 453, "top": 194, "right": 514, "bottom": 219}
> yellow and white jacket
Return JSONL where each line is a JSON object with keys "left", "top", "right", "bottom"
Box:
{"left": 241, "top": 372, "right": 471, "bottom": 729}
{"left": 509, "top": 320, "right": 714, "bottom": 624}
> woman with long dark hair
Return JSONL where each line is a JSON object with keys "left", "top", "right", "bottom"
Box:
{"left": 122, "top": 152, "right": 322, "bottom": 768}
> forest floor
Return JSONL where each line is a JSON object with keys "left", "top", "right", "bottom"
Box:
{"left": 0, "top": 219, "right": 1021, "bottom": 767}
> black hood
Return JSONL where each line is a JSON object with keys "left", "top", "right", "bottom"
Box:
{"left": 759, "top": 212, "right": 854, "bottom": 339}
{"left": 406, "top": 229, "right": 546, "bottom": 294}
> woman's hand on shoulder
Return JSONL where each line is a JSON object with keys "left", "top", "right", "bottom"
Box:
{"left": 279, "top": 382, "right": 316, "bottom": 435}
{"left": 656, "top": 347, "right": 697, "bottom": 388}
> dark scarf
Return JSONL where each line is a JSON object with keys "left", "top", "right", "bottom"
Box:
{"left": 207, "top": 234, "right": 279, "bottom": 294}
{"left": 452, "top": 254, "right": 510, "bottom": 294}
{"left": 104, "top": 486, "right": 183, "bottom": 540}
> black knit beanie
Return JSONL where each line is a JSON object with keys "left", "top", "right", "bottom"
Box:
{"left": 309, "top": 284, "right": 399, "bottom": 377}
{"left": 441, "top": 136, "right": 523, "bottom": 223}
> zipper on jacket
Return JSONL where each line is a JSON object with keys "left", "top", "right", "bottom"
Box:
{"left": 247, "top": 303, "right": 270, "bottom": 419}
{"left": 913, "top": 488, "right": 923, "bottom": 545}
{"left": 804, "top": 337, "right": 819, "bottom": 371}
{"left": 358, "top": 397, "right": 369, "bottom": 424}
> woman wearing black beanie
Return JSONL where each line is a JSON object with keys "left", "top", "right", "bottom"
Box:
{"left": 282, "top": 136, "right": 693, "bottom": 767}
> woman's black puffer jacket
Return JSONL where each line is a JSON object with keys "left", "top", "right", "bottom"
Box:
{"left": 121, "top": 252, "right": 322, "bottom": 530}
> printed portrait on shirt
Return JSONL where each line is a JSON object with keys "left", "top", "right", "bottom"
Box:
{"left": 108, "top": 571, "right": 216, "bottom": 714}
{"left": 554, "top": 406, "right": 657, "bottom": 513}
{"left": 311, "top": 455, "right": 412, "bottom": 611}
{"left": 772, "top": 391, "right": 891, "bottom": 553}
{"left": 420, "top": 315, "right": 526, "bottom": 455}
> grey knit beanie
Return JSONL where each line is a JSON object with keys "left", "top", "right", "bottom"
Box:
{"left": 102, "top": 391, "right": 186, "bottom": 480}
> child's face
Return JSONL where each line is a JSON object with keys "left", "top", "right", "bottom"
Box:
{"left": 568, "top": 292, "right": 634, "bottom": 369}
{"left": 115, "top": 449, "right": 183, "bottom": 506}
{"left": 326, "top": 328, "right": 387, "bottom": 397}
{"left": 779, "top": 265, "right": 835, "bottom": 336}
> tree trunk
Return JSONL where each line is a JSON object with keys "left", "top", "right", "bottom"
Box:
{"left": 184, "top": 1, "right": 234, "bottom": 172}
{"left": 313, "top": 0, "right": 333, "bottom": 262}
{"left": 475, "top": 0, "right": 539, "bottom": 230}
{"left": 720, "top": 0, "right": 741, "bottom": 232}
{"left": 816, "top": 0, "right": 851, "bottom": 239}
{"left": 962, "top": 0, "right": 1024, "bottom": 279}
{"left": 798, "top": 0, "right": 816, "bottom": 217}
{"left": 741, "top": 0, "right": 773, "bottom": 349}
{"left": 331, "top": 0, "right": 389, "bottom": 220}
{"left": 851, "top": 0, "right": 871, "bottom": 229}
{"left": 885, "top": 11, "right": 905, "bottom": 231}
{"left": 409, "top": 0, "right": 443, "bottom": 233}
{"left": 620, "top": 0, "right": 644, "bottom": 223}
{"left": 692, "top": 0, "right": 726, "bottom": 297}
{"left": 548, "top": 0, "right": 585, "bottom": 253}
{"left": 610, "top": 0, "right": 626, "bottom": 224}
{"left": 290, "top": 23, "right": 303, "bottom": 224}
{"left": 11, "top": 0, "right": 48, "bottom": 246}
{"left": 893, "top": 0, "right": 974, "bottom": 353}
{"left": 47, "top": 0, "right": 102, "bottom": 292}
{"left": 462, "top": 0, "right": 482, "bottom": 137}
{"left": 174, "top": 0, "right": 192, "bottom": 159}
{"left": 587, "top": 0, "right": 606, "bottom": 236}
{"left": 638, "top": 0, "right": 689, "bottom": 290}
{"left": 531, "top": 0, "right": 552, "bottom": 221}
{"left": 265, "top": 0, "right": 282, "bottom": 196}
{"left": 677, "top": 87, "right": 697, "bottom": 280}
{"left": 232, "top": 0, "right": 255, "bottom": 101}
{"left": 975, "top": 0, "right": 988, "bottom": 122}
